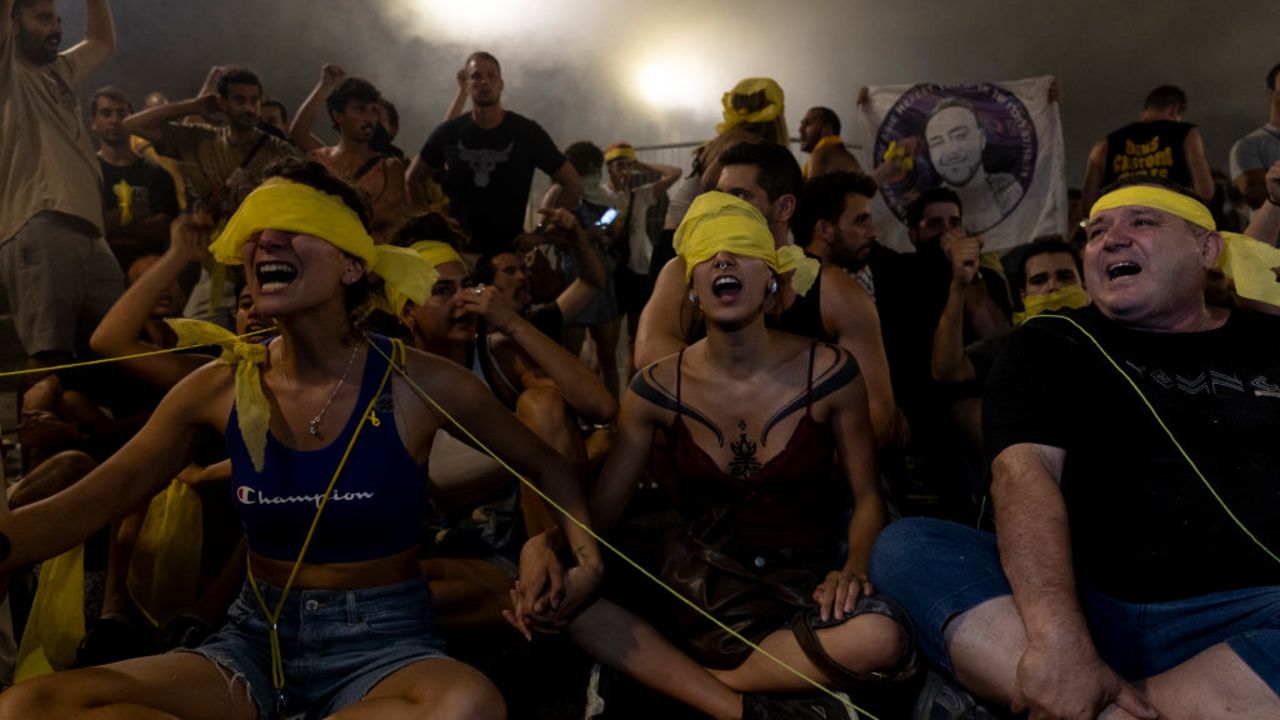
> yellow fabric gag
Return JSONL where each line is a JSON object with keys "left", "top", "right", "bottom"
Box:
{"left": 604, "top": 143, "right": 637, "bottom": 163}
{"left": 391, "top": 241, "right": 466, "bottom": 314}
{"left": 716, "top": 78, "right": 785, "bottom": 135}
{"left": 165, "top": 318, "right": 271, "bottom": 472}
{"left": 674, "top": 191, "right": 819, "bottom": 296}
{"left": 208, "top": 178, "right": 437, "bottom": 311}
{"left": 1089, "top": 184, "right": 1280, "bottom": 307}
{"left": 1013, "top": 285, "right": 1091, "bottom": 325}
{"left": 113, "top": 180, "right": 134, "bottom": 226}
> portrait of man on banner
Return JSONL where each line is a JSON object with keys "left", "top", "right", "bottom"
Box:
{"left": 872, "top": 83, "right": 1038, "bottom": 235}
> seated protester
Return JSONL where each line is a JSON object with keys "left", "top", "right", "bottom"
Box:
{"left": 871, "top": 179, "right": 1280, "bottom": 719}
{"left": 933, "top": 236, "right": 1086, "bottom": 387}
{"left": 290, "top": 65, "right": 407, "bottom": 241}
{"left": 637, "top": 142, "right": 898, "bottom": 448}
{"left": 83, "top": 219, "right": 275, "bottom": 660}
{"left": 90, "top": 86, "right": 180, "bottom": 272}
{"left": 471, "top": 205, "right": 607, "bottom": 353}
{"left": 0, "top": 161, "right": 601, "bottom": 719}
{"left": 929, "top": 236, "right": 1086, "bottom": 456}
{"left": 510, "top": 192, "right": 919, "bottom": 720}
{"left": 396, "top": 230, "right": 615, "bottom": 629}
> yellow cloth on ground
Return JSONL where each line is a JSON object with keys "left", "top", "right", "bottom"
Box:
{"left": 208, "top": 178, "right": 436, "bottom": 311}
{"left": 1089, "top": 185, "right": 1280, "bottom": 307}
{"left": 166, "top": 318, "right": 271, "bottom": 472}
{"left": 674, "top": 191, "right": 819, "bottom": 296}
{"left": 14, "top": 545, "right": 84, "bottom": 682}
{"left": 127, "top": 479, "right": 203, "bottom": 626}
{"left": 717, "top": 78, "right": 784, "bottom": 134}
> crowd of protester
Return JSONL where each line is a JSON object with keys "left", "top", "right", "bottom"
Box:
{"left": 0, "top": 1, "right": 1278, "bottom": 718}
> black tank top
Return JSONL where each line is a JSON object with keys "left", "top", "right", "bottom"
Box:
{"left": 1102, "top": 120, "right": 1195, "bottom": 189}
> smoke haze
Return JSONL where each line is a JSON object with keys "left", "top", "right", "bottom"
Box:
{"left": 59, "top": 0, "right": 1275, "bottom": 181}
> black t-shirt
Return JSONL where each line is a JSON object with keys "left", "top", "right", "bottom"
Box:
{"left": 984, "top": 306, "right": 1280, "bottom": 603}
{"left": 1102, "top": 120, "right": 1195, "bottom": 189}
{"left": 419, "top": 112, "right": 566, "bottom": 256}
{"left": 871, "top": 240, "right": 1011, "bottom": 417}
{"left": 99, "top": 156, "right": 180, "bottom": 226}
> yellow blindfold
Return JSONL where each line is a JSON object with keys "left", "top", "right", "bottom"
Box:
{"left": 209, "top": 178, "right": 437, "bottom": 310}
{"left": 390, "top": 241, "right": 466, "bottom": 314}
{"left": 674, "top": 191, "right": 819, "bottom": 296}
{"left": 1089, "top": 185, "right": 1280, "bottom": 308}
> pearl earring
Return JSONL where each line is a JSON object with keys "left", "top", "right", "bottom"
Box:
{"left": 688, "top": 290, "right": 698, "bottom": 304}
{"left": 768, "top": 279, "right": 778, "bottom": 294}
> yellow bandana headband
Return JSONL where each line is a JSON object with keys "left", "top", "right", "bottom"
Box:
{"left": 165, "top": 318, "right": 272, "bottom": 472}
{"left": 716, "top": 78, "right": 785, "bottom": 135}
{"left": 674, "top": 191, "right": 819, "bottom": 296}
{"left": 604, "top": 144, "right": 636, "bottom": 163}
{"left": 209, "top": 178, "right": 437, "bottom": 310}
{"left": 1089, "top": 184, "right": 1280, "bottom": 307}
{"left": 390, "top": 241, "right": 466, "bottom": 314}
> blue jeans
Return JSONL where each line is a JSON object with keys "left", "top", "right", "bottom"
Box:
{"left": 178, "top": 577, "right": 449, "bottom": 719}
{"left": 869, "top": 518, "right": 1280, "bottom": 697}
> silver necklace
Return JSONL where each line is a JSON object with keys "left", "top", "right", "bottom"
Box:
{"left": 307, "top": 342, "right": 360, "bottom": 437}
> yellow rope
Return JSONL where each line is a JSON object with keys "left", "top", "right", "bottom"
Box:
{"left": 366, "top": 340, "right": 879, "bottom": 720}
{"left": 1028, "top": 314, "right": 1279, "bottom": 565}
{"left": 0, "top": 327, "right": 276, "bottom": 378}
{"left": 246, "top": 338, "right": 401, "bottom": 694}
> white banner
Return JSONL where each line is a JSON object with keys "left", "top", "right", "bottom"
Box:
{"left": 858, "top": 75, "right": 1066, "bottom": 254}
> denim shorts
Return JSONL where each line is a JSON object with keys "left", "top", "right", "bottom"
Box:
{"left": 869, "top": 517, "right": 1280, "bottom": 696}
{"left": 177, "top": 576, "right": 449, "bottom": 719}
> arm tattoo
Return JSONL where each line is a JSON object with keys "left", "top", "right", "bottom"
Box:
{"left": 628, "top": 366, "right": 725, "bottom": 446}
{"left": 760, "top": 346, "right": 860, "bottom": 446}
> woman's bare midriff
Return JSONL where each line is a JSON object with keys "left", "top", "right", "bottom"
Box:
{"left": 248, "top": 546, "right": 422, "bottom": 589}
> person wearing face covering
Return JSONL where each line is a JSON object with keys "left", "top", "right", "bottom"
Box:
{"left": 509, "top": 192, "right": 919, "bottom": 720}
{"left": 0, "top": 160, "right": 601, "bottom": 719}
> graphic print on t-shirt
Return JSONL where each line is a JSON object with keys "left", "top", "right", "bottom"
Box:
{"left": 458, "top": 140, "right": 514, "bottom": 187}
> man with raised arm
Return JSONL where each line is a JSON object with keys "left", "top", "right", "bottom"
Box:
{"left": 289, "top": 64, "right": 406, "bottom": 240}
{"left": 406, "top": 51, "right": 582, "bottom": 256}
{"left": 122, "top": 65, "right": 297, "bottom": 327}
{"left": 0, "top": 0, "right": 122, "bottom": 385}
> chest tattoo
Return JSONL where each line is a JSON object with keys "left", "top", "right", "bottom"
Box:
{"left": 729, "top": 420, "right": 763, "bottom": 479}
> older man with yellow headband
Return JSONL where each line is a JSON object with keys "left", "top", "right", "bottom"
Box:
{"left": 870, "top": 177, "right": 1280, "bottom": 720}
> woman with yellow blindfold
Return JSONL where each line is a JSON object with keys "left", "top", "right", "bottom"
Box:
{"left": 519, "top": 192, "right": 917, "bottom": 719}
{"left": 0, "top": 161, "right": 601, "bottom": 720}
